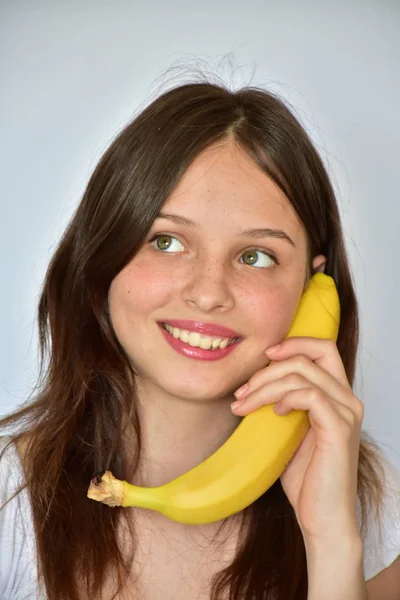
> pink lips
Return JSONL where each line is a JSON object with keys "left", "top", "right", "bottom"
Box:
{"left": 159, "top": 320, "right": 241, "bottom": 339}
{"left": 159, "top": 324, "right": 242, "bottom": 361}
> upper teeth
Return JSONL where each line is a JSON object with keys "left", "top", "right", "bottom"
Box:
{"left": 163, "top": 324, "right": 235, "bottom": 350}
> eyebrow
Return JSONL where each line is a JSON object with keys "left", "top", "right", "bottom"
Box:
{"left": 156, "top": 212, "right": 296, "bottom": 248}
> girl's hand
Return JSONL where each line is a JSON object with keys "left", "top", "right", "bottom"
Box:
{"left": 231, "top": 337, "right": 364, "bottom": 547}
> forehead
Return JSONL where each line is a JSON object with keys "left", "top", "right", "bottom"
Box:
{"left": 162, "top": 141, "right": 303, "bottom": 236}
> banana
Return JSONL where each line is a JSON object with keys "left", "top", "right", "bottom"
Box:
{"left": 87, "top": 272, "right": 340, "bottom": 524}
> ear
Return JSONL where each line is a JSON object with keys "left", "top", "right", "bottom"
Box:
{"left": 312, "top": 254, "right": 326, "bottom": 274}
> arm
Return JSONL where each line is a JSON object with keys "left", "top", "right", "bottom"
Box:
{"left": 306, "top": 542, "right": 400, "bottom": 600}
{"left": 306, "top": 536, "right": 367, "bottom": 600}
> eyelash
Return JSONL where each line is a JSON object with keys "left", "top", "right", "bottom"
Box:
{"left": 147, "top": 233, "right": 280, "bottom": 266}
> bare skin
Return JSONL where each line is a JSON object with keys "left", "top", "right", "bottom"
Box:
{"left": 113, "top": 508, "right": 243, "bottom": 600}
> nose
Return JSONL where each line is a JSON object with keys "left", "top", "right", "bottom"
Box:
{"left": 181, "top": 257, "right": 235, "bottom": 313}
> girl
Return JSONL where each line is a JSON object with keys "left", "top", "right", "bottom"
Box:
{"left": 1, "top": 79, "right": 399, "bottom": 600}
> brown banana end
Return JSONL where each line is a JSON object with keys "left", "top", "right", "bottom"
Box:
{"left": 87, "top": 470, "right": 124, "bottom": 507}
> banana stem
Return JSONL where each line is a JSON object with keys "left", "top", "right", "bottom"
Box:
{"left": 87, "top": 470, "right": 161, "bottom": 510}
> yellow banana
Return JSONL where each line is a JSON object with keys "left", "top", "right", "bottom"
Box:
{"left": 87, "top": 272, "right": 340, "bottom": 524}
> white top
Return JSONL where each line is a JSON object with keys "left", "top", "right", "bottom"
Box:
{"left": 1, "top": 434, "right": 400, "bottom": 599}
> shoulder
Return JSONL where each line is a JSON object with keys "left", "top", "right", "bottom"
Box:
{"left": 359, "top": 456, "right": 400, "bottom": 581}
{"left": 0, "top": 434, "right": 42, "bottom": 599}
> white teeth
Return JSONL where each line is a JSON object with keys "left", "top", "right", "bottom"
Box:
{"left": 180, "top": 330, "right": 189, "bottom": 343}
{"left": 199, "top": 337, "right": 212, "bottom": 349}
{"left": 163, "top": 324, "right": 236, "bottom": 350}
{"left": 188, "top": 332, "right": 201, "bottom": 347}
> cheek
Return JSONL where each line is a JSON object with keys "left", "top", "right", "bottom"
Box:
{"left": 244, "top": 281, "right": 303, "bottom": 342}
{"left": 109, "top": 262, "right": 173, "bottom": 317}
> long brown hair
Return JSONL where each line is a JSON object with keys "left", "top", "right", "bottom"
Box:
{"left": 0, "top": 76, "right": 388, "bottom": 599}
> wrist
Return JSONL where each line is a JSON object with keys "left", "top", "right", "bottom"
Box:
{"left": 304, "top": 530, "right": 363, "bottom": 558}
{"left": 306, "top": 536, "right": 366, "bottom": 600}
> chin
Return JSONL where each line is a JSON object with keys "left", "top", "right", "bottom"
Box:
{"left": 162, "top": 379, "right": 232, "bottom": 403}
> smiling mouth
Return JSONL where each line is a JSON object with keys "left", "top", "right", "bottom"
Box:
{"left": 160, "top": 323, "right": 240, "bottom": 351}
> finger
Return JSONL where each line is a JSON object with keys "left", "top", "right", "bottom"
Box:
{"left": 266, "top": 337, "right": 350, "bottom": 390}
{"left": 272, "top": 387, "right": 361, "bottom": 438}
{"left": 237, "top": 353, "right": 347, "bottom": 402}
{"left": 232, "top": 372, "right": 312, "bottom": 414}
{"left": 232, "top": 373, "right": 362, "bottom": 426}
{"left": 234, "top": 354, "right": 361, "bottom": 417}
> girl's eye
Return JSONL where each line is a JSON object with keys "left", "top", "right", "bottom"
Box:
{"left": 240, "top": 249, "right": 277, "bottom": 268}
{"left": 150, "top": 234, "right": 184, "bottom": 252}
{"left": 149, "top": 234, "right": 277, "bottom": 268}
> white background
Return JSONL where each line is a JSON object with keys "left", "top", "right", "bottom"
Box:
{"left": 1, "top": 1, "right": 399, "bottom": 470}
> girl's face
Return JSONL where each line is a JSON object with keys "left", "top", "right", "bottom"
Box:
{"left": 108, "top": 141, "right": 324, "bottom": 401}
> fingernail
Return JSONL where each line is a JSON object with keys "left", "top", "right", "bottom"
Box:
{"left": 231, "top": 399, "right": 245, "bottom": 411}
{"left": 233, "top": 384, "right": 248, "bottom": 398}
{"left": 266, "top": 344, "right": 281, "bottom": 355}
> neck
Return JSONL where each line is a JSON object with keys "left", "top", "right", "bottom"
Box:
{"left": 131, "top": 378, "right": 242, "bottom": 488}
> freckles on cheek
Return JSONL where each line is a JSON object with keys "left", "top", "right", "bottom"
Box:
{"left": 248, "top": 286, "right": 298, "bottom": 340}
{"left": 119, "top": 263, "right": 174, "bottom": 307}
